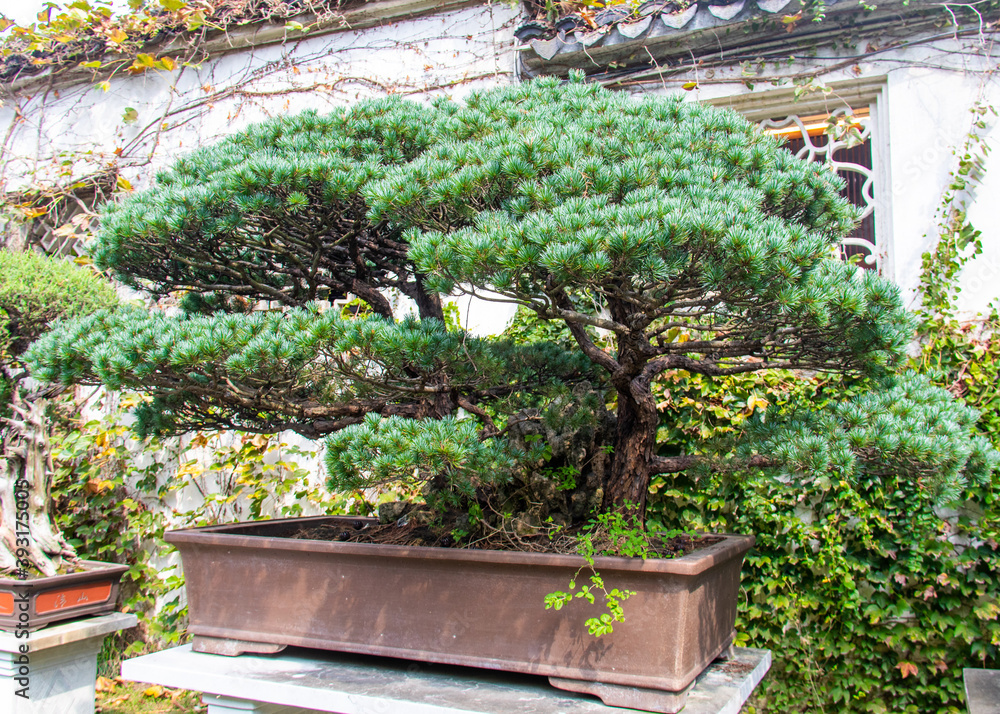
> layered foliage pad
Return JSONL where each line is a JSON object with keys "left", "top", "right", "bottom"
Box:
{"left": 375, "top": 76, "right": 912, "bottom": 380}
{"left": 742, "top": 374, "right": 999, "bottom": 504}
{"left": 0, "top": 249, "right": 117, "bottom": 363}
{"left": 325, "top": 413, "right": 525, "bottom": 498}
{"left": 650, "top": 370, "right": 1000, "bottom": 712}
{"left": 27, "top": 307, "right": 596, "bottom": 439}
{"left": 94, "top": 98, "right": 440, "bottom": 318}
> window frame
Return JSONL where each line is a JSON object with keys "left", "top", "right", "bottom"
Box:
{"left": 705, "top": 77, "right": 895, "bottom": 280}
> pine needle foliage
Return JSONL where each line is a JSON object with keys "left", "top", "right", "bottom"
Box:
{"left": 27, "top": 307, "right": 595, "bottom": 439}
{"left": 325, "top": 413, "right": 524, "bottom": 499}
{"left": 739, "top": 373, "right": 1000, "bottom": 505}
{"left": 94, "top": 97, "right": 443, "bottom": 319}
{"left": 378, "top": 76, "right": 912, "bottom": 378}
{"left": 370, "top": 74, "right": 915, "bottom": 513}
{"left": 26, "top": 76, "right": 969, "bottom": 521}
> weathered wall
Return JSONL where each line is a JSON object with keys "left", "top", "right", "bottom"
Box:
{"left": 1, "top": 2, "right": 521, "bottom": 332}
{"left": 0, "top": 3, "right": 518, "bottom": 190}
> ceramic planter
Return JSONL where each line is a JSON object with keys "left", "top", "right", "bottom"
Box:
{"left": 166, "top": 516, "right": 754, "bottom": 713}
{"left": 0, "top": 560, "right": 129, "bottom": 632}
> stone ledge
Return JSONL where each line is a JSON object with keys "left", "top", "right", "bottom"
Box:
{"left": 0, "top": 612, "right": 137, "bottom": 653}
{"left": 122, "top": 643, "right": 770, "bottom": 714}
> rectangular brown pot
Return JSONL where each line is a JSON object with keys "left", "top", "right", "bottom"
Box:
{"left": 166, "top": 516, "right": 754, "bottom": 713}
{"left": 0, "top": 560, "right": 129, "bottom": 631}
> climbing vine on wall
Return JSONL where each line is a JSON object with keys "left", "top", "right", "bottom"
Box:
{"left": 644, "top": 93, "right": 1000, "bottom": 713}
{"left": 913, "top": 98, "right": 1000, "bottom": 446}
{"left": 0, "top": 0, "right": 342, "bottom": 85}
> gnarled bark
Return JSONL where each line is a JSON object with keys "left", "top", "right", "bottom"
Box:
{"left": 0, "top": 388, "right": 77, "bottom": 577}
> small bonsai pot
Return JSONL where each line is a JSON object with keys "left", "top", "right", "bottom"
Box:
{"left": 0, "top": 560, "right": 129, "bottom": 632}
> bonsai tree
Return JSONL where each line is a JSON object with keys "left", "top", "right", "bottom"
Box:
{"left": 0, "top": 249, "right": 117, "bottom": 575}
{"left": 25, "top": 77, "right": 987, "bottom": 533}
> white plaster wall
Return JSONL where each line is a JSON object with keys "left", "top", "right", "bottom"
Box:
{"left": 0, "top": 4, "right": 519, "bottom": 190}
{"left": 884, "top": 65, "right": 1000, "bottom": 315}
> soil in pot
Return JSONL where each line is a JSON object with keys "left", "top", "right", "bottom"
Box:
{"left": 289, "top": 516, "right": 722, "bottom": 557}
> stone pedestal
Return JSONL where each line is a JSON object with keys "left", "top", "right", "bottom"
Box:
{"left": 122, "top": 644, "right": 771, "bottom": 714}
{"left": 965, "top": 669, "right": 1000, "bottom": 714}
{"left": 0, "top": 612, "right": 138, "bottom": 714}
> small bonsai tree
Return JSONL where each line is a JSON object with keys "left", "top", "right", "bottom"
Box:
{"left": 26, "top": 77, "right": 992, "bottom": 534}
{"left": 0, "top": 249, "right": 117, "bottom": 575}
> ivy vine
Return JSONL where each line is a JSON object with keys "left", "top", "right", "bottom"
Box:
{"left": 913, "top": 96, "right": 1000, "bottom": 446}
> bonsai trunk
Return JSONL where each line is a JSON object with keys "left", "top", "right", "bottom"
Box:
{"left": 0, "top": 388, "right": 76, "bottom": 577}
{"left": 602, "top": 381, "right": 659, "bottom": 519}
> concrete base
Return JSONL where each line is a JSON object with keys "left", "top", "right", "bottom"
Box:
{"left": 0, "top": 611, "right": 138, "bottom": 714}
{"left": 122, "top": 644, "right": 771, "bottom": 714}
{"left": 965, "top": 669, "right": 1000, "bottom": 714}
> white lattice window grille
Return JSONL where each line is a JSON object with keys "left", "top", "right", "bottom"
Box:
{"left": 1, "top": 171, "right": 115, "bottom": 259}
{"left": 760, "top": 109, "right": 878, "bottom": 271}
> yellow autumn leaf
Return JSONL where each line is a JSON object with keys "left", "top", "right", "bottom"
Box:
{"left": 108, "top": 28, "right": 127, "bottom": 44}
{"left": 96, "top": 80, "right": 111, "bottom": 92}
{"left": 19, "top": 206, "right": 48, "bottom": 219}
{"left": 159, "top": 55, "right": 175, "bottom": 71}
{"left": 116, "top": 176, "right": 133, "bottom": 192}
{"left": 53, "top": 222, "right": 78, "bottom": 238}
{"left": 175, "top": 461, "right": 203, "bottom": 478}
{"left": 682, "top": 82, "right": 698, "bottom": 91}
{"left": 143, "top": 684, "right": 167, "bottom": 698}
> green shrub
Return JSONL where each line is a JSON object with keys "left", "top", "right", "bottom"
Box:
{"left": 0, "top": 249, "right": 116, "bottom": 362}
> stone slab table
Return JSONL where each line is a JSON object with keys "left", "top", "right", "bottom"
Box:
{"left": 965, "top": 669, "right": 1000, "bottom": 714}
{"left": 122, "top": 644, "right": 771, "bottom": 714}
{"left": 1, "top": 611, "right": 138, "bottom": 714}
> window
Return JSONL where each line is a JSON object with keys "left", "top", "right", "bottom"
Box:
{"left": 761, "top": 108, "right": 877, "bottom": 270}
{"left": 707, "top": 78, "right": 891, "bottom": 278}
